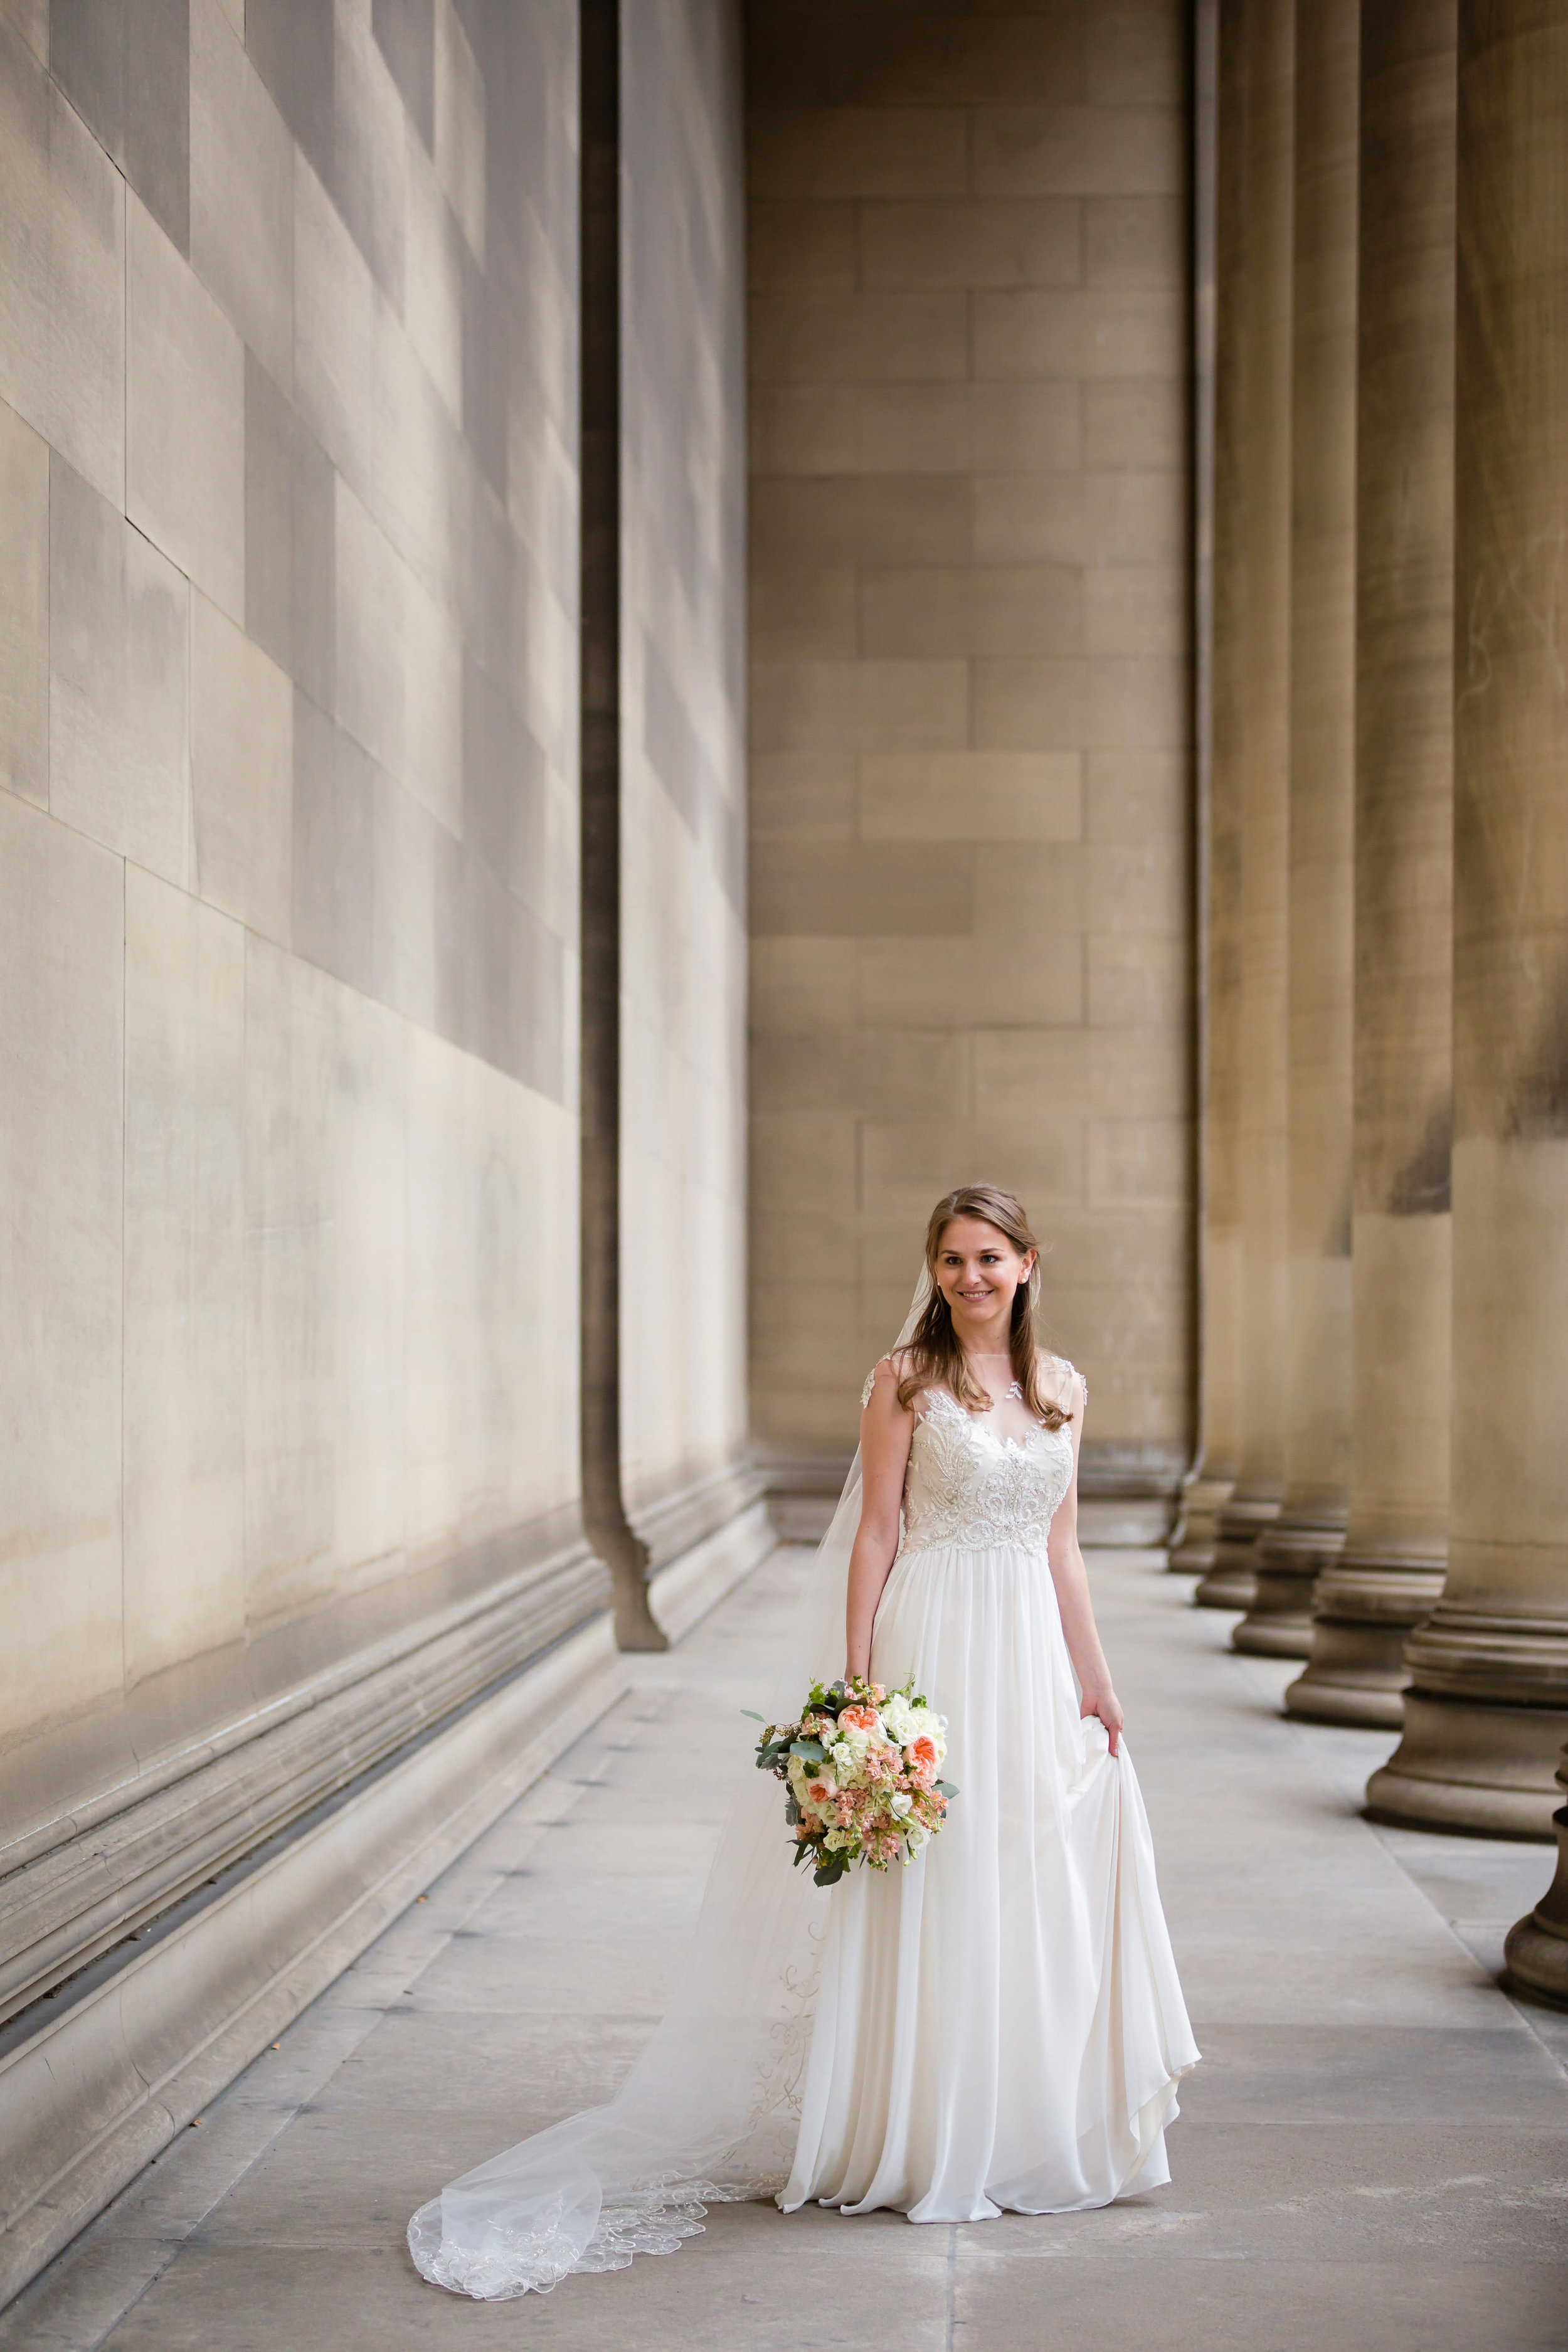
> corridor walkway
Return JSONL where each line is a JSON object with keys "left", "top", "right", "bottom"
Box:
{"left": 6, "top": 1549, "right": 1567, "bottom": 2352}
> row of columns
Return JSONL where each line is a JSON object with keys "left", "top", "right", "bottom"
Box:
{"left": 1176, "top": 0, "right": 1568, "bottom": 2005}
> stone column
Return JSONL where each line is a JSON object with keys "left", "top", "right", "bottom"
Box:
{"left": 1197, "top": 0, "right": 1296, "bottom": 1614}
{"left": 1173, "top": 0, "right": 1244, "bottom": 1580}
{"left": 1367, "top": 0, "right": 1568, "bottom": 1838}
{"left": 579, "top": 0, "right": 666, "bottom": 1653}
{"left": 1505, "top": 1746, "right": 1568, "bottom": 2001}
{"left": 1234, "top": 0, "right": 1359, "bottom": 1657}
{"left": 1288, "top": 0, "right": 1456, "bottom": 1726}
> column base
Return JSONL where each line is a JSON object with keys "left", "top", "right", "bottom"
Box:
{"left": 1503, "top": 1803, "right": 1568, "bottom": 2008}
{"left": 1165, "top": 1474, "right": 1233, "bottom": 1576}
{"left": 1194, "top": 1565, "right": 1255, "bottom": 1608}
{"left": 1285, "top": 1620, "right": 1408, "bottom": 1726}
{"left": 1231, "top": 1613, "right": 1315, "bottom": 1658}
{"left": 1231, "top": 1513, "right": 1343, "bottom": 1660}
{"left": 1283, "top": 1548, "right": 1444, "bottom": 1727}
{"left": 1194, "top": 1489, "right": 1278, "bottom": 1611}
{"left": 1365, "top": 1691, "right": 1568, "bottom": 1841}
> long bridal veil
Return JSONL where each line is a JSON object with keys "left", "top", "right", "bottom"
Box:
{"left": 407, "top": 1284, "right": 934, "bottom": 2299}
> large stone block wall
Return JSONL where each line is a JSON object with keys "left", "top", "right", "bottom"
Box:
{"left": 620, "top": 0, "right": 753, "bottom": 1544}
{"left": 745, "top": 0, "right": 1194, "bottom": 1496}
{"left": 0, "top": 0, "right": 590, "bottom": 1852}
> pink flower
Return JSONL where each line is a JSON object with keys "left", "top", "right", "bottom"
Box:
{"left": 838, "top": 1703, "right": 879, "bottom": 1733}
{"left": 906, "top": 1735, "right": 938, "bottom": 1783}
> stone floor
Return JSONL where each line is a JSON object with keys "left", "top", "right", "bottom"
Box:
{"left": 6, "top": 1547, "right": 1568, "bottom": 2352}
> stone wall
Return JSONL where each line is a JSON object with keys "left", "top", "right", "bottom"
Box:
{"left": 745, "top": 0, "right": 1195, "bottom": 1510}
{"left": 620, "top": 0, "right": 758, "bottom": 1582}
{"left": 0, "top": 0, "right": 765, "bottom": 2296}
{"left": 0, "top": 0, "right": 595, "bottom": 1857}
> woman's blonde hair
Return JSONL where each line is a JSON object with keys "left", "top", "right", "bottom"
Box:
{"left": 894, "top": 1185, "right": 1072, "bottom": 1429}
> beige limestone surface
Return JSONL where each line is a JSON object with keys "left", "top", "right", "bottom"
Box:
{"left": 1199, "top": 0, "right": 1294, "bottom": 1614}
{"left": 1174, "top": 0, "right": 1241, "bottom": 1581}
{"left": 0, "top": 1, "right": 590, "bottom": 1840}
{"left": 1288, "top": 0, "right": 1456, "bottom": 1730}
{"left": 618, "top": 0, "right": 754, "bottom": 1562}
{"left": 1234, "top": 0, "right": 1357, "bottom": 1661}
{"left": 746, "top": 0, "right": 1195, "bottom": 1507}
{"left": 8, "top": 1547, "right": 1565, "bottom": 2351}
{"left": 1367, "top": 0, "right": 1568, "bottom": 1840}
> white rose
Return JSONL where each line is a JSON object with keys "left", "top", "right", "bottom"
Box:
{"left": 881, "top": 1694, "right": 916, "bottom": 1742}
{"left": 830, "top": 1741, "right": 859, "bottom": 1783}
{"left": 907, "top": 1823, "right": 930, "bottom": 1853}
{"left": 824, "top": 1828, "right": 852, "bottom": 1852}
{"left": 889, "top": 1791, "right": 913, "bottom": 1819}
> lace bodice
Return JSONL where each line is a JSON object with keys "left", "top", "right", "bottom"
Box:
{"left": 861, "top": 1368, "right": 1079, "bottom": 1556}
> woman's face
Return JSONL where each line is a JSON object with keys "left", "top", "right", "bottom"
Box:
{"left": 933, "top": 1217, "right": 1035, "bottom": 1331}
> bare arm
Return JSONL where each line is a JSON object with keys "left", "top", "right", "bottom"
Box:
{"left": 1045, "top": 1370, "right": 1125, "bottom": 1756}
{"left": 844, "top": 1359, "right": 916, "bottom": 1680}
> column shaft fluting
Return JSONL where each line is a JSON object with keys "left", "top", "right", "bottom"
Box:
{"left": 1199, "top": 0, "right": 1296, "bottom": 1616}
{"left": 1234, "top": 0, "right": 1359, "bottom": 1658}
{"left": 1288, "top": 0, "right": 1456, "bottom": 1727}
{"left": 1368, "top": 0, "right": 1568, "bottom": 1838}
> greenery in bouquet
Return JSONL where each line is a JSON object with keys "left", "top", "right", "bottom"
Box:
{"left": 746, "top": 1675, "right": 958, "bottom": 1888}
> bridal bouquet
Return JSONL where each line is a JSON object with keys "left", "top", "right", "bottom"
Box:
{"left": 748, "top": 1677, "right": 956, "bottom": 1888}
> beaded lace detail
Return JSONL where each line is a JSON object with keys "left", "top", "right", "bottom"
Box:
{"left": 899, "top": 1384, "right": 1076, "bottom": 1555}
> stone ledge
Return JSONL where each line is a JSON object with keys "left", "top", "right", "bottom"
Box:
{"left": 649, "top": 1498, "right": 777, "bottom": 1642}
{"left": 631, "top": 1463, "right": 776, "bottom": 1643}
{"left": 631, "top": 1459, "right": 768, "bottom": 1572}
{"left": 0, "top": 1615, "right": 627, "bottom": 2311}
{"left": 0, "top": 1544, "right": 611, "bottom": 2030}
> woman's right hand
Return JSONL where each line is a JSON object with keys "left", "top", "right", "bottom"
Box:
{"left": 1079, "top": 1684, "right": 1124, "bottom": 1757}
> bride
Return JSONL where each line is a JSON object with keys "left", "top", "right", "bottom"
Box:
{"left": 410, "top": 1185, "right": 1197, "bottom": 2296}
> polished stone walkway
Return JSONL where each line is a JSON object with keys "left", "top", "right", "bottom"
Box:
{"left": 7, "top": 1548, "right": 1568, "bottom": 2351}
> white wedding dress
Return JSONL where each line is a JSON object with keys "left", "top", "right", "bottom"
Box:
{"left": 782, "top": 1367, "right": 1197, "bottom": 2218}
{"left": 409, "top": 1340, "right": 1197, "bottom": 2297}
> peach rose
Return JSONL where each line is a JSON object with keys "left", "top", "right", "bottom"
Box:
{"left": 907, "top": 1735, "right": 939, "bottom": 1783}
{"left": 837, "top": 1703, "right": 879, "bottom": 1733}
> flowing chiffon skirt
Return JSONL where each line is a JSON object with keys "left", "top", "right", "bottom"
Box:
{"left": 781, "top": 1538, "right": 1199, "bottom": 2221}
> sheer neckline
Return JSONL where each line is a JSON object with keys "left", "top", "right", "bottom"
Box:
{"left": 917, "top": 1385, "right": 1067, "bottom": 1453}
